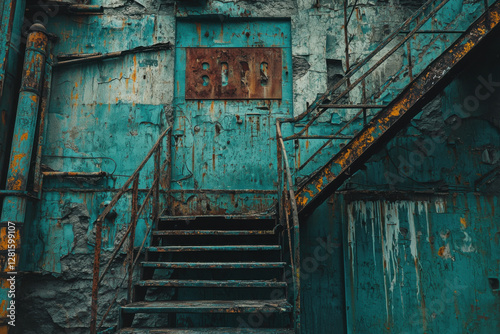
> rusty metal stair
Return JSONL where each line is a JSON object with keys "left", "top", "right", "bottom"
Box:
{"left": 118, "top": 328, "right": 294, "bottom": 333}
{"left": 294, "top": 1, "right": 500, "bottom": 215}
{"left": 121, "top": 300, "right": 292, "bottom": 314}
{"left": 117, "top": 215, "right": 293, "bottom": 333}
{"left": 136, "top": 280, "right": 287, "bottom": 288}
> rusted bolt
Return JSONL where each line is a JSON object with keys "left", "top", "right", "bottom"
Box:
{"left": 205, "top": 31, "right": 210, "bottom": 37}
{"left": 245, "top": 32, "right": 250, "bottom": 37}
{"left": 194, "top": 125, "right": 201, "bottom": 132}
{"left": 237, "top": 119, "right": 243, "bottom": 124}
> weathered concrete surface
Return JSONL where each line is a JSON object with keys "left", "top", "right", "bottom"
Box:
{"left": 17, "top": 200, "right": 126, "bottom": 333}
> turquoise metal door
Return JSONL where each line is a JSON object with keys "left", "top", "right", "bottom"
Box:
{"left": 170, "top": 19, "right": 292, "bottom": 215}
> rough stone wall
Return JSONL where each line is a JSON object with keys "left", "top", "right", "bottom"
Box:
{"left": 18, "top": 202, "right": 134, "bottom": 333}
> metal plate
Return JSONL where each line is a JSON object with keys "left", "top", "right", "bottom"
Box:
{"left": 185, "top": 48, "right": 282, "bottom": 100}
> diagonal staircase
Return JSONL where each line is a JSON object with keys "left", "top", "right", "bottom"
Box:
{"left": 117, "top": 215, "right": 294, "bottom": 333}
{"left": 291, "top": 0, "right": 500, "bottom": 216}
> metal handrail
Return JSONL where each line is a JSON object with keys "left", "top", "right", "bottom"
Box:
{"left": 282, "top": 0, "right": 452, "bottom": 136}
{"left": 276, "top": 121, "right": 301, "bottom": 334}
{"left": 280, "top": 0, "right": 449, "bottom": 126}
{"left": 90, "top": 126, "right": 172, "bottom": 334}
{"left": 97, "top": 177, "right": 158, "bottom": 330}
{"left": 278, "top": 0, "right": 492, "bottom": 174}
{"left": 274, "top": 1, "right": 492, "bottom": 329}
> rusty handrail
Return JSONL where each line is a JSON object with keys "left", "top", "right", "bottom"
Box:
{"left": 279, "top": 0, "right": 492, "bottom": 174}
{"left": 273, "top": 1, "right": 468, "bottom": 329}
{"left": 90, "top": 126, "right": 171, "bottom": 334}
{"left": 96, "top": 176, "right": 159, "bottom": 331}
{"left": 278, "top": 0, "right": 452, "bottom": 171}
{"left": 280, "top": 0, "right": 451, "bottom": 127}
{"left": 281, "top": 0, "right": 452, "bottom": 137}
{"left": 276, "top": 121, "right": 301, "bottom": 334}
{"left": 96, "top": 177, "right": 158, "bottom": 330}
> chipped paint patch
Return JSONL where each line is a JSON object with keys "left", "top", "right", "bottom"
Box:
{"left": 460, "top": 217, "right": 467, "bottom": 229}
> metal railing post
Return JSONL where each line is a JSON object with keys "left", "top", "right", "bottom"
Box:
{"left": 89, "top": 126, "right": 170, "bottom": 333}
{"left": 276, "top": 121, "right": 301, "bottom": 334}
{"left": 127, "top": 175, "right": 139, "bottom": 303}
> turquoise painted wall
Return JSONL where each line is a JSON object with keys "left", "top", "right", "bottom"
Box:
{"left": 0, "top": 0, "right": 497, "bottom": 333}
{"left": 329, "top": 36, "right": 500, "bottom": 333}
{"left": 342, "top": 194, "right": 500, "bottom": 333}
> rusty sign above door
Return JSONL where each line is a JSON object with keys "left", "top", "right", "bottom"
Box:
{"left": 185, "top": 48, "right": 282, "bottom": 100}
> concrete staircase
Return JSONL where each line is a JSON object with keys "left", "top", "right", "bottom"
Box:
{"left": 117, "top": 216, "right": 293, "bottom": 333}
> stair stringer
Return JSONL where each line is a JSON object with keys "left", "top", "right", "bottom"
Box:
{"left": 295, "top": 3, "right": 500, "bottom": 216}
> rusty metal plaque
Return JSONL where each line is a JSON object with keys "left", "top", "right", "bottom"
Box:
{"left": 185, "top": 48, "right": 282, "bottom": 100}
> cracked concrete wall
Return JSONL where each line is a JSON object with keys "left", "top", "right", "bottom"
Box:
{"left": 14, "top": 0, "right": 500, "bottom": 333}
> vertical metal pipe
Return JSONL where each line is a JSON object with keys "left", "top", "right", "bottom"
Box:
{"left": 0, "top": 23, "right": 49, "bottom": 331}
{"left": 33, "top": 49, "right": 53, "bottom": 193}
{"left": 153, "top": 145, "right": 160, "bottom": 222}
{"left": 1, "top": 23, "right": 48, "bottom": 197}
{"left": 0, "top": 0, "right": 19, "bottom": 96}
{"left": 0, "top": 0, "right": 26, "bottom": 190}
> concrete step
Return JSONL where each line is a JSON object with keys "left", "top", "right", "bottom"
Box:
{"left": 152, "top": 230, "right": 275, "bottom": 236}
{"left": 147, "top": 245, "right": 281, "bottom": 252}
{"left": 140, "top": 262, "right": 286, "bottom": 269}
{"left": 118, "top": 327, "right": 294, "bottom": 333}
{"left": 121, "top": 300, "right": 292, "bottom": 314}
{"left": 136, "top": 279, "right": 287, "bottom": 288}
{"left": 159, "top": 214, "right": 275, "bottom": 221}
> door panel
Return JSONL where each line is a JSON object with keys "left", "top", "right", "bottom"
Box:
{"left": 171, "top": 19, "right": 292, "bottom": 214}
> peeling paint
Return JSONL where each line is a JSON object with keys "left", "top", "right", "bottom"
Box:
{"left": 0, "top": 0, "right": 498, "bottom": 333}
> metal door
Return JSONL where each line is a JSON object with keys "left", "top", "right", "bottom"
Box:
{"left": 170, "top": 19, "right": 292, "bottom": 215}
